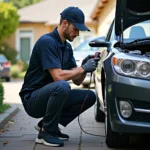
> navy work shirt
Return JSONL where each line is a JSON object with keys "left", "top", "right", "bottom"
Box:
{"left": 19, "top": 28, "right": 77, "bottom": 103}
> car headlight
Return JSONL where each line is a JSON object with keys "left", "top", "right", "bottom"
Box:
{"left": 112, "top": 53, "right": 150, "bottom": 79}
{"left": 120, "top": 60, "right": 135, "bottom": 74}
{"left": 137, "top": 62, "right": 150, "bottom": 77}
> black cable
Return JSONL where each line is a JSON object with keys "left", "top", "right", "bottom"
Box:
{"left": 77, "top": 72, "right": 106, "bottom": 137}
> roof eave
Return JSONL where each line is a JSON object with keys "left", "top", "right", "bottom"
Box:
{"left": 91, "top": 0, "right": 109, "bottom": 20}
{"left": 19, "top": 20, "right": 47, "bottom": 24}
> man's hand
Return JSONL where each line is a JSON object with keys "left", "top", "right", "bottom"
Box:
{"left": 81, "top": 58, "right": 100, "bottom": 73}
{"left": 81, "top": 55, "right": 94, "bottom": 65}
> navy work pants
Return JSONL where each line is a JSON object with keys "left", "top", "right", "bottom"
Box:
{"left": 24, "top": 80, "right": 96, "bottom": 134}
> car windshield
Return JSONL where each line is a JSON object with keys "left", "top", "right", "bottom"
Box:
{"left": 123, "top": 20, "right": 150, "bottom": 40}
{"left": 74, "top": 39, "right": 100, "bottom": 52}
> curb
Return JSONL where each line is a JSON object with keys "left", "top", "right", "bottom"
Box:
{"left": 0, "top": 105, "right": 19, "bottom": 129}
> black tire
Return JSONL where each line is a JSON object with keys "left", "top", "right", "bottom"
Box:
{"left": 82, "top": 83, "right": 90, "bottom": 88}
{"left": 5, "top": 77, "right": 10, "bottom": 82}
{"left": 94, "top": 99, "right": 105, "bottom": 122}
{"left": 105, "top": 101, "right": 129, "bottom": 148}
{"left": 103, "top": 80, "right": 129, "bottom": 148}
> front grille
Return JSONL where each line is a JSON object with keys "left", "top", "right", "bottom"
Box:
{"left": 132, "top": 100, "right": 150, "bottom": 110}
{"left": 132, "top": 112, "right": 150, "bottom": 122}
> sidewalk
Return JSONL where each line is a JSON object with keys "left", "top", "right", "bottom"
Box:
{"left": 0, "top": 81, "right": 110, "bottom": 150}
{"left": 0, "top": 104, "right": 19, "bottom": 129}
{"left": 0, "top": 104, "right": 109, "bottom": 150}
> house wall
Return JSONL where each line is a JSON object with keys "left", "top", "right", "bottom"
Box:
{"left": 19, "top": 23, "right": 50, "bottom": 43}
{"left": 5, "top": 23, "right": 50, "bottom": 50}
{"left": 4, "top": 33, "right": 16, "bottom": 49}
{"left": 97, "top": 0, "right": 116, "bottom": 36}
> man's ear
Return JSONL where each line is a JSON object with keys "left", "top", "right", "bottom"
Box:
{"left": 62, "top": 20, "right": 69, "bottom": 28}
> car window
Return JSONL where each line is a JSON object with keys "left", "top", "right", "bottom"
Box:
{"left": 0, "top": 55, "right": 7, "bottom": 62}
{"left": 74, "top": 39, "right": 100, "bottom": 52}
{"left": 124, "top": 20, "right": 150, "bottom": 40}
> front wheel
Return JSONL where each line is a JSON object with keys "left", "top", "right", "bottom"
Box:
{"left": 105, "top": 110, "right": 129, "bottom": 148}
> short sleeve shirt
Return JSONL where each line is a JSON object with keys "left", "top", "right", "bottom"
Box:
{"left": 19, "top": 28, "right": 77, "bottom": 99}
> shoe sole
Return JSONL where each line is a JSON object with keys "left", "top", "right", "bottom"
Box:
{"left": 35, "top": 138, "right": 63, "bottom": 147}
{"left": 34, "top": 125, "right": 69, "bottom": 141}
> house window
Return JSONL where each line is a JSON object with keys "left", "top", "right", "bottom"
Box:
{"left": 16, "top": 29, "right": 34, "bottom": 62}
{"left": 20, "top": 38, "right": 30, "bottom": 61}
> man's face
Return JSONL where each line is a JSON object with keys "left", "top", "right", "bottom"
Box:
{"left": 63, "top": 22, "right": 79, "bottom": 42}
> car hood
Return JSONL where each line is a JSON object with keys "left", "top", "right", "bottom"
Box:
{"left": 115, "top": 0, "right": 150, "bottom": 35}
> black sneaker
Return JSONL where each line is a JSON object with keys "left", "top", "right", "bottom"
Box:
{"left": 35, "top": 131, "right": 64, "bottom": 147}
{"left": 34, "top": 121, "right": 69, "bottom": 140}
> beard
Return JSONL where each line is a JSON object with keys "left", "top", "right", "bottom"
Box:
{"left": 63, "top": 27, "right": 75, "bottom": 42}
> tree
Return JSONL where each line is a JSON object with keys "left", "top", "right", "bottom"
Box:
{"left": 4, "top": 0, "right": 42, "bottom": 9}
{"left": 0, "top": 2, "right": 19, "bottom": 41}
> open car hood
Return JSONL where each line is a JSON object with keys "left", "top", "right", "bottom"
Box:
{"left": 115, "top": 0, "right": 150, "bottom": 35}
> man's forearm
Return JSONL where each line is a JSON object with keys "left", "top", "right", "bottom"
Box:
{"left": 72, "top": 70, "right": 86, "bottom": 85}
{"left": 60, "top": 67, "right": 85, "bottom": 82}
{"left": 49, "top": 67, "right": 85, "bottom": 82}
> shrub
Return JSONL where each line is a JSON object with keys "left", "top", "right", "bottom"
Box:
{"left": 0, "top": 104, "right": 10, "bottom": 113}
{"left": 10, "top": 65, "right": 20, "bottom": 78}
{"left": 0, "top": 2, "right": 19, "bottom": 41}
{"left": 0, "top": 82, "right": 4, "bottom": 106}
{"left": 0, "top": 80, "right": 10, "bottom": 114}
{"left": 18, "top": 71, "right": 26, "bottom": 79}
{"left": 17, "top": 60, "right": 29, "bottom": 72}
{"left": 0, "top": 42, "right": 18, "bottom": 64}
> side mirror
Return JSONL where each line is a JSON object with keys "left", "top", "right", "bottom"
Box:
{"left": 89, "top": 36, "right": 110, "bottom": 47}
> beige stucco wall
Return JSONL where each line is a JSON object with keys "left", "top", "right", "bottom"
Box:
{"left": 19, "top": 23, "right": 50, "bottom": 43}
{"left": 4, "top": 23, "right": 54, "bottom": 50}
{"left": 4, "top": 33, "right": 16, "bottom": 49}
{"left": 97, "top": 0, "right": 116, "bottom": 36}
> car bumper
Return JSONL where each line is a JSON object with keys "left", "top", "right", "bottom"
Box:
{"left": 108, "top": 68, "right": 150, "bottom": 134}
{"left": 0, "top": 68, "right": 10, "bottom": 78}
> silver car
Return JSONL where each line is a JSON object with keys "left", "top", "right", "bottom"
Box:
{"left": 90, "top": 0, "right": 150, "bottom": 148}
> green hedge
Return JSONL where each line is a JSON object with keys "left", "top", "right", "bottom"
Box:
{"left": 0, "top": 81, "right": 11, "bottom": 113}
{"left": 0, "top": 82, "right": 4, "bottom": 106}
{"left": 0, "top": 42, "right": 18, "bottom": 64}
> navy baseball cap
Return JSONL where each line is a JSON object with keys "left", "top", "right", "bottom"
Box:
{"left": 60, "top": 6, "right": 90, "bottom": 31}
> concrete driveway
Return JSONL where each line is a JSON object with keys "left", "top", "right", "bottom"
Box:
{"left": 0, "top": 80, "right": 148, "bottom": 150}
